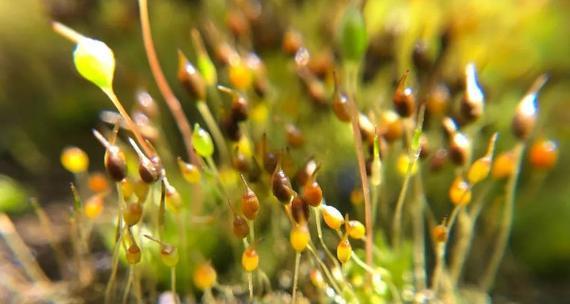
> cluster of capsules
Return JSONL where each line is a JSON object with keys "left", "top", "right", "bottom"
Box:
{"left": 55, "top": 0, "right": 559, "bottom": 302}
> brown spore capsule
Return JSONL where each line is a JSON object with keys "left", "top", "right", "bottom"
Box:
{"left": 449, "top": 132, "right": 471, "bottom": 166}
{"left": 460, "top": 63, "right": 485, "bottom": 123}
{"left": 221, "top": 114, "right": 242, "bottom": 142}
{"left": 291, "top": 196, "right": 309, "bottom": 224}
{"left": 282, "top": 29, "right": 303, "bottom": 56}
{"left": 393, "top": 71, "right": 416, "bottom": 117}
{"left": 303, "top": 178, "right": 323, "bottom": 207}
{"left": 272, "top": 167, "right": 293, "bottom": 203}
{"left": 178, "top": 50, "right": 206, "bottom": 101}
{"left": 286, "top": 123, "right": 304, "bottom": 148}
{"left": 105, "top": 145, "right": 127, "bottom": 182}
{"left": 233, "top": 215, "right": 249, "bottom": 239}
{"left": 139, "top": 156, "right": 161, "bottom": 184}
{"left": 241, "top": 177, "right": 260, "bottom": 220}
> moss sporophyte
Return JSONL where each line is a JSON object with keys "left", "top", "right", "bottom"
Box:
{"left": 45, "top": 1, "right": 558, "bottom": 303}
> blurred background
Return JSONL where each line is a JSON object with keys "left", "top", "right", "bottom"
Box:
{"left": 0, "top": 0, "right": 569, "bottom": 302}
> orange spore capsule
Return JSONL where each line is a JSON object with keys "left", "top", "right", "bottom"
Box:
{"left": 492, "top": 151, "right": 516, "bottom": 179}
{"left": 449, "top": 176, "right": 472, "bottom": 205}
{"left": 529, "top": 138, "right": 558, "bottom": 170}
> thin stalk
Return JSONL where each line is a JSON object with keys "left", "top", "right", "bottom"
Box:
{"left": 345, "top": 62, "right": 374, "bottom": 272}
{"left": 204, "top": 288, "right": 215, "bottom": 303}
{"left": 197, "top": 101, "right": 230, "bottom": 164}
{"left": 30, "top": 199, "right": 67, "bottom": 276}
{"left": 351, "top": 253, "right": 376, "bottom": 275}
{"left": 259, "top": 270, "right": 273, "bottom": 293}
{"left": 243, "top": 228, "right": 254, "bottom": 300}
{"left": 313, "top": 207, "right": 341, "bottom": 269}
{"left": 291, "top": 252, "right": 301, "bottom": 303}
{"left": 0, "top": 213, "right": 50, "bottom": 283}
{"left": 158, "top": 180, "right": 166, "bottom": 239}
{"left": 52, "top": 22, "right": 83, "bottom": 43}
{"left": 412, "top": 174, "right": 426, "bottom": 291}
{"left": 391, "top": 166, "right": 414, "bottom": 250}
{"left": 104, "top": 232, "right": 123, "bottom": 304}
{"left": 248, "top": 272, "right": 254, "bottom": 301}
{"left": 431, "top": 243, "right": 445, "bottom": 294}
{"left": 306, "top": 244, "right": 343, "bottom": 295}
{"left": 103, "top": 89, "right": 154, "bottom": 157}
{"left": 105, "top": 183, "right": 127, "bottom": 304}
{"left": 392, "top": 110, "right": 425, "bottom": 250}
{"left": 137, "top": 0, "right": 198, "bottom": 165}
{"left": 122, "top": 266, "right": 135, "bottom": 304}
{"left": 371, "top": 183, "right": 380, "bottom": 231}
{"left": 171, "top": 267, "right": 179, "bottom": 304}
{"left": 133, "top": 264, "right": 143, "bottom": 304}
{"left": 448, "top": 208, "right": 471, "bottom": 286}
{"left": 480, "top": 143, "right": 524, "bottom": 291}
{"left": 248, "top": 220, "right": 255, "bottom": 242}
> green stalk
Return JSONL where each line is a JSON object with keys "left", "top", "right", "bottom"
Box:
{"left": 197, "top": 101, "right": 230, "bottom": 164}
{"left": 121, "top": 266, "right": 135, "bottom": 304}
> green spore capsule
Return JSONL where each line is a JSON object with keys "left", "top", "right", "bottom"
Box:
{"left": 338, "top": 5, "right": 368, "bottom": 62}
{"left": 192, "top": 123, "right": 214, "bottom": 157}
{"left": 73, "top": 37, "right": 115, "bottom": 90}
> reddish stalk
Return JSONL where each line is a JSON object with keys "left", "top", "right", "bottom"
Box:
{"left": 345, "top": 64, "right": 374, "bottom": 274}
{"left": 138, "top": 0, "right": 198, "bottom": 165}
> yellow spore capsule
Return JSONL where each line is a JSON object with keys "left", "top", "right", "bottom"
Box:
{"left": 449, "top": 177, "right": 472, "bottom": 205}
{"left": 160, "top": 244, "right": 179, "bottom": 267}
{"left": 348, "top": 220, "right": 366, "bottom": 240}
{"left": 177, "top": 157, "right": 201, "bottom": 184}
{"left": 492, "top": 151, "right": 516, "bottom": 179}
{"left": 193, "top": 262, "right": 217, "bottom": 290}
{"left": 123, "top": 202, "right": 143, "bottom": 226}
{"left": 228, "top": 59, "right": 253, "bottom": 90}
{"left": 120, "top": 178, "right": 135, "bottom": 201}
{"left": 134, "top": 179, "right": 149, "bottom": 202}
{"left": 468, "top": 133, "right": 497, "bottom": 184}
{"left": 241, "top": 246, "right": 259, "bottom": 272}
{"left": 126, "top": 244, "right": 141, "bottom": 265}
{"left": 350, "top": 188, "right": 363, "bottom": 206}
{"left": 396, "top": 153, "right": 418, "bottom": 177}
{"left": 321, "top": 205, "right": 344, "bottom": 230}
{"left": 61, "top": 146, "right": 89, "bottom": 173}
{"left": 84, "top": 195, "right": 104, "bottom": 219}
{"left": 467, "top": 157, "right": 491, "bottom": 185}
{"left": 290, "top": 224, "right": 310, "bottom": 252}
{"left": 432, "top": 225, "right": 448, "bottom": 243}
{"left": 337, "top": 237, "right": 352, "bottom": 264}
{"left": 310, "top": 269, "right": 325, "bottom": 289}
{"left": 251, "top": 103, "right": 268, "bottom": 124}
